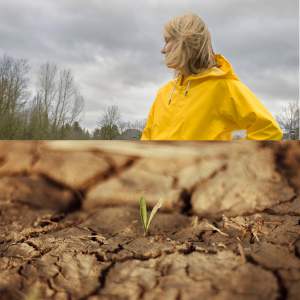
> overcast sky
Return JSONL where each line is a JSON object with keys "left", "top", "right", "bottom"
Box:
{"left": 0, "top": 0, "right": 298, "bottom": 131}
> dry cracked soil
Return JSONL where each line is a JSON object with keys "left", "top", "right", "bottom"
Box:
{"left": 0, "top": 141, "right": 300, "bottom": 300}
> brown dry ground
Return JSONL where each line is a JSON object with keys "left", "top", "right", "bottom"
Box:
{"left": 0, "top": 141, "right": 299, "bottom": 300}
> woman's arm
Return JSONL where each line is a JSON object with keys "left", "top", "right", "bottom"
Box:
{"left": 222, "top": 79, "right": 283, "bottom": 140}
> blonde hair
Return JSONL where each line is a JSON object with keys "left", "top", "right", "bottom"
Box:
{"left": 164, "top": 13, "right": 217, "bottom": 76}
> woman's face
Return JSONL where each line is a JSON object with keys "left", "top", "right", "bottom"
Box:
{"left": 161, "top": 32, "right": 172, "bottom": 54}
{"left": 161, "top": 31, "right": 177, "bottom": 68}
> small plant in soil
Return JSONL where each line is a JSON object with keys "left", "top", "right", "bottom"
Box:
{"left": 139, "top": 196, "right": 164, "bottom": 236}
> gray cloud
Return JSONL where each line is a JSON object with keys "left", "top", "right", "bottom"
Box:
{"left": 0, "top": 0, "right": 298, "bottom": 130}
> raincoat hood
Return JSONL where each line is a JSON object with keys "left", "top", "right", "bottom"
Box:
{"left": 181, "top": 54, "right": 239, "bottom": 83}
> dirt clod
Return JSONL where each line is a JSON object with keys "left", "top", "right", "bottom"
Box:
{"left": 0, "top": 141, "right": 299, "bottom": 300}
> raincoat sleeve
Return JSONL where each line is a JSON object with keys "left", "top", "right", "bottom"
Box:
{"left": 223, "top": 79, "right": 283, "bottom": 140}
{"left": 140, "top": 101, "right": 156, "bottom": 140}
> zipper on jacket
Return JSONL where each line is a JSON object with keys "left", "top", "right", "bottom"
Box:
{"left": 168, "top": 78, "right": 191, "bottom": 105}
{"left": 168, "top": 77, "right": 180, "bottom": 105}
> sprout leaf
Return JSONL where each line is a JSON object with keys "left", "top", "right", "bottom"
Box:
{"left": 146, "top": 197, "right": 164, "bottom": 232}
{"left": 139, "top": 196, "right": 148, "bottom": 232}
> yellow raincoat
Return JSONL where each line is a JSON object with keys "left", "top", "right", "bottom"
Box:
{"left": 140, "top": 54, "right": 283, "bottom": 140}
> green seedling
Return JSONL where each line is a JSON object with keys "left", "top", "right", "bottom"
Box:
{"left": 139, "top": 196, "right": 164, "bottom": 236}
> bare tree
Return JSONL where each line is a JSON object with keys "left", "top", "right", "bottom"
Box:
{"left": 0, "top": 55, "right": 30, "bottom": 138}
{"left": 276, "top": 101, "right": 299, "bottom": 140}
{"left": 31, "top": 63, "right": 84, "bottom": 138}
{"left": 118, "top": 119, "right": 146, "bottom": 133}
{"left": 38, "top": 63, "right": 57, "bottom": 116}
{"left": 97, "top": 105, "right": 121, "bottom": 139}
{"left": 132, "top": 119, "right": 147, "bottom": 132}
{"left": 27, "top": 93, "right": 50, "bottom": 139}
{"left": 70, "top": 92, "right": 84, "bottom": 124}
{"left": 52, "top": 69, "right": 75, "bottom": 131}
{"left": 118, "top": 120, "right": 131, "bottom": 134}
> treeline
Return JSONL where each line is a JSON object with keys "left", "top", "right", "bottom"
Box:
{"left": 93, "top": 105, "right": 145, "bottom": 140}
{"left": 0, "top": 55, "right": 87, "bottom": 139}
{"left": 276, "top": 101, "right": 299, "bottom": 140}
{"left": 0, "top": 54, "right": 146, "bottom": 140}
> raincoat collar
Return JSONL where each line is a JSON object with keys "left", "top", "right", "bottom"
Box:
{"left": 177, "top": 54, "right": 239, "bottom": 85}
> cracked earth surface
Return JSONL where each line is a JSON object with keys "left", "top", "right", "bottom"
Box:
{"left": 0, "top": 141, "right": 299, "bottom": 300}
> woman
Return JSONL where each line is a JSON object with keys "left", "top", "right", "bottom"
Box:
{"left": 140, "top": 13, "right": 283, "bottom": 140}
